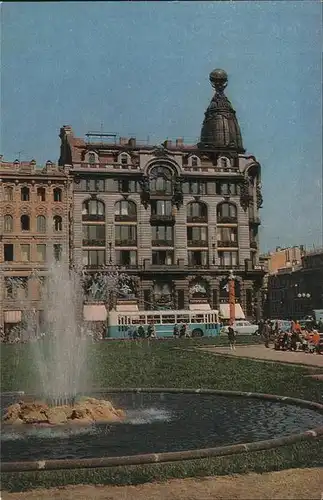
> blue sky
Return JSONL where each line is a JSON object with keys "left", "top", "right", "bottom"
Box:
{"left": 1, "top": 1, "right": 322, "bottom": 252}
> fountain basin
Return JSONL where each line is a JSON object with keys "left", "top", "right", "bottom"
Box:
{"left": 1, "top": 388, "right": 323, "bottom": 470}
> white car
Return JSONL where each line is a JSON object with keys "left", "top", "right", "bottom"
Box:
{"left": 221, "top": 321, "right": 259, "bottom": 336}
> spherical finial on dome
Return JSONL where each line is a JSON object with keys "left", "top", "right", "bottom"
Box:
{"left": 209, "top": 69, "right": 228, "bottom": 92}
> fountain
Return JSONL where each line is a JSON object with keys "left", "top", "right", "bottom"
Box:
{"left": 2, "top": 260, "right": 126, "bottom": 426}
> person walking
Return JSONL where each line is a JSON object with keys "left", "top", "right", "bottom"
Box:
{"left": 228, "top": 325, "right": 236, "bottom": 350}
{"left": 263, "top": 321, "right": 271, "bottom": 348}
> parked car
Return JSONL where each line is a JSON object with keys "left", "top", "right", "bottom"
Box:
{"left": 221, "top": 321, "right": 259, "bottom": 336}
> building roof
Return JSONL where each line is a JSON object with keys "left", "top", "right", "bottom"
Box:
{"left": 198, "top": 69, "right": 244, "bottom": 153}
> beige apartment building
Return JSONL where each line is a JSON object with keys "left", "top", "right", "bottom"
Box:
{"left": 59, "top": 69, "right": 265, "bottom": 320}
{"left": 0, "top": 158, "right": 71, "bottom": 337}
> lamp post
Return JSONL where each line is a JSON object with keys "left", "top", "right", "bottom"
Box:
{"left": 228, "top": 269, "right": 235, "bottom": 325}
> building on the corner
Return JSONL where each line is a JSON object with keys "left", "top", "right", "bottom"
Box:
{"left": 0, "top": 157, "right": 71, "bottom": 338}
{"left": 58, "top": 68, "right": 265, "bottom": 321}
{"left": 266, "top": 246, "right": 323, "bottom": 320}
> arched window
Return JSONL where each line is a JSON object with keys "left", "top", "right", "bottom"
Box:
{"left": 82, "top": 199, "right": 105, "bottom": 221}
{"left": 149, "top": 166, "right": 173, "bottom": 195}
{"left": 53, "top": 188, "right": 62, "bottom": 202}
{"left": 120, "top": 153, "right": 129, "bottom": 165}
{"left": 186, "top": 202, "right": 208, "bottom": 221}
{"left": 88, "top": 152, "right": 96, "bottom": 164}
{"left": 53, "top": 215, "right": 62, "bottom": 232}
{"left": 219, "top": 156, "right": 230, "bottom": 169}
{"left": 4, "top": 186, "right": 13, "bottom": 201}
{"left": 190, "top": 155, "right": 200, "bottom": 167}
{"left": 21, "top": 214, "right": 30, "bottom": 231}
{"left": 37, "top": 187, "right": 46, "bottom": 202}
{"left": 37, "top": 215, "right": 46, "bottom": 233}
{"left": 4, "top": 215, "right": 13, "bottom": 232}
{"left": 217, "top": 202, "right": 237, "bottom": 222}
{"left": 114, "top": 200, "right": 137, "bottom": 220}
{"left": 21, "top": 187, "right": 30, "bottom": 201}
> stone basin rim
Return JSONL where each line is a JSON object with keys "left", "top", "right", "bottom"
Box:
{"left": 2, "top": 388, "right": 323, "bottom": 473}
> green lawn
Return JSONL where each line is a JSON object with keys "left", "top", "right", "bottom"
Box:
{"left": 1, "top": 336, "right": 322, "bottom": 403}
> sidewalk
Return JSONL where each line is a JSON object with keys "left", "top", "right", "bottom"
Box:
{"left": 198, "top": 344, "right": 323, "bottom": 368}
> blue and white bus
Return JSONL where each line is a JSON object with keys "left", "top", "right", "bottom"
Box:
{"left": 107, "top": 309, "right": 220, "bottom": 339}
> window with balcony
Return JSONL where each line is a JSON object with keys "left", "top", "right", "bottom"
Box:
{"left": 82, "top": 225, "right": 106, "bottom": 246}
{"left": 4, "top": 186, "right": 13, "bottom": 201}
{"left": 186, "top": 202, "right": 207, "bottom": 222}
{"left": 21, "top": 187, "right": 30, "bottom": 201}
{"left": 20, "top": 244, "right": 30, "bottom": 262}
{"left": 53, "top": 188, "right": 62, "bottom": 202}
{"left": 4, "top": 215, "right": 13, "bottom": 232}
{"left": 218, "top": 250, "right": 238, "bottom": 267}
{"left": 149, "top": 166, "right": 173, "bottom": 195}
{"left": 152, "top": 250, "right": 174, "bottom": 265}
{"left": 188, "top": 250, "right": 208, "bottom": 267}
{"left": 217, "top": 202, "right": 237, "bottom": 223}
{"left": 37, "top": 187, "right": 46, "bottom": 201}
{"left": 150, "top": 200, "right": 173, "bottom": 219}
{"left": 115, "top": 225, "right": 137, "bottom": 246}
{"left": 21, "top": 215, "right": 30, "bottom": 231}
{"left": 118, "top": 179, "right": 137, "bottom": 193}
{"left": 217, "top": 227, "right": 238, "bottom": 247}
{"left": 36, "top": 244, "right": 46, "bottom": 262}
{"left": 114, "top": 200, "right": 137, "bottom": 221}
{"left": 4, "top": 244, "right": 14, "bottom": 262}
{"left": 115, "top": 250, "right": 137, "bottom": 266}
{"left": 37, "top": 215, "right": 46, "bottom": 233}
{"left": 53, "top": 244, "right": 62, "bottom": 261}
{"left": 82, "top": 250, "right": 105, "bottom": 267}
{"left": 187, "top": 226, "right": 208, "bottom": 246}
{"left": 53, "top": 215, "right": 62, "bottom": 232}
{"left": 151, "top": 226, "right": 173, "bottom": 246}
{"left": 82, "top": 199, "right": 105, "bottom": 221}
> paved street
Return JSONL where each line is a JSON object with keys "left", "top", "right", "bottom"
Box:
{"left": 198, "top": 344, "right": 323, "bottom": 368}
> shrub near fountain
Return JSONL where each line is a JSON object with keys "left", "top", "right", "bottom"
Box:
{"left": 3, "top": 396, "right": 125, "bottom": 427}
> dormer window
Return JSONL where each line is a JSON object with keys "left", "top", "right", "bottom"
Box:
{"left": 189, "top": 155, "right": 200, "bottom": 167}
{"left": 120, "top": 153, "right": 130, "bottom": 165}
{"left": 88, "top": 152, "right": 96, "bottom": 164}
{"left": 219, "top": 157, "right": 230, "bottom": 169}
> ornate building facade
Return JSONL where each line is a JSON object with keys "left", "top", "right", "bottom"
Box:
{"left": 0, "top": 158, "right": 71, "bottom": 337}
{"left": 59, "top": 69, "right": 265, "bottom": 319}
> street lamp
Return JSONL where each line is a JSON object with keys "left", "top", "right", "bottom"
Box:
{"left": 228, "top": 269, "right": 235, "bottom": 325}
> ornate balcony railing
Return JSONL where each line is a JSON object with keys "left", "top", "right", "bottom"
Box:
{"left": 187, "top": 240, "right": 208, "bottom": 247}
{"left": 114, "top": 215, "right": 137, "bottom": 222}
{"left": 249, "top": 215, "right": 261, "bottom": 225}
{"left": 217, "top": 240, "right": 238, "bottom": 248}
{"left": 82, "top": 239, "right": 105, "bottom": 247}
{"left": 82, "top": 214, "right": 105, "bottom": 222}
{"left": 187, "top": 216, "right": 208, "bottom": 223}
{"left": 217, "top": 216, "right": 238, "bottom": 224}
{"left": 115, "top": 239, "right": 137, "bottom": 246}
{"left": 250, "top": 241, "right": 258, "bottom": 249}
{"left": 150, "top": 214, "right": 175, "bottom": 224}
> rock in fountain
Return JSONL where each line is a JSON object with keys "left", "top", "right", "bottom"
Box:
{"left": 2, "top": 260, "right": 127, "bottom": 427}
{"left": 3, "top": 397, "right": 125, "bottom": 426}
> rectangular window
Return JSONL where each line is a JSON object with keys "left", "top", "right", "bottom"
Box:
{"left": 217, "top": 227, "right": 238, "bottom": 243}
{"left": 151, "top": 200, "right": 172, "bottom": 216}
{"left": 218, "top": 251, "right": 238, "bottom": 267}
{"left": 187, "top": 250, "right": 208, "bottom": 266}
{"left": 115, "top": 250, "right": 137, "bottom": 266}
{"left": 187, "top": 226, "right": 208, "bottom": 242}
{"left": 36, "top": 244, "right": 46, "bottom": 262}
{"left": 53, "top": 244, "right": 62, "bottom": 261}
{"left": 189, "top": 181, "right": 206, "bottom": 195}
{"left": 82, "top": 225, "right": 106, "bottom": 243}
{"left": 152, "top": 250, "right": 174, "bottom": 265}
{"left": 82, "top": 250, "right": 105, "bottom": 267}
{"left": 20, "top": 244, "right": 30, "bottom": 262}
{"left": 151, "top": 226, "right": 173, "bottom": 243}
{"left": 118, "top": 179, "right": 137, "bottom": 193}
{"left": 4, "top": 244, "right": 14, "bottom": 262}
{"left": 115, "top": 225, "right": 137, "bottom": 243}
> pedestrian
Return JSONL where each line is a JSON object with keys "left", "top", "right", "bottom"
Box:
{"left": 228, "top": 325, "right": 236, "bottom": 350}
{"left": 263, "top": 321, "right": 270, "bottom": 348}
{"left": 173, "top": 324, "right": 179, "bottom": 338}
{"left": 138, "top": 324, "right": 146, "bottom": 339}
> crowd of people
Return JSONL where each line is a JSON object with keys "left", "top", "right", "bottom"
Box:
{"left": 257, "top": 319, "right": 322, "bottom": 354}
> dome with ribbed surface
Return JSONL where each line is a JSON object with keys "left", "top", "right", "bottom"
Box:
{"left": 198, "top": 69, "right": 244, "bottom": 152}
